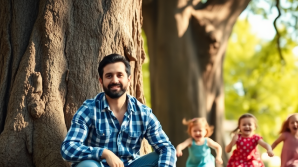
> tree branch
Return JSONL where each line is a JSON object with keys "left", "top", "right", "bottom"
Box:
{"left": 273, "top": 0, "right": 285, "bottom": 64}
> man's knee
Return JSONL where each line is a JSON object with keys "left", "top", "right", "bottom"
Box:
{"left": 76, "top": 160, "right": 103, "bottom": 167}
{"left": 134, "top": 151, "right": 159, "bottom": 166}
{"left": 148, "top": 151, "right": 159, "bottom": 162}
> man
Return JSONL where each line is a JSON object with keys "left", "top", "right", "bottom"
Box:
{"left": 61, "top": 54, "right": 176, "bottom": 167}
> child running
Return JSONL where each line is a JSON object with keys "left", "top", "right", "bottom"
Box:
{"left": 271, "top": 113, "right": 298, "bottom": 167}
{"left": 176, "top": 117, "right": 223, "bottom": 167}
{"left": 225, "top": 113, "right": 274, "bottom": 167}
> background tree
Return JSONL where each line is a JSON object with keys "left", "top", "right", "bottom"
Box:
{"left": 142, "top": 0, "right": 297, "bottom": 166}
{"left": 143, "top": 0, "right": 250, "bottom": 166}
{"left": 0, "top": 0, "right": 151, "bottom": 166}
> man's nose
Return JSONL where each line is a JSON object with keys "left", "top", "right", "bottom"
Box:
{"left": 111, "top": 75, "right": 119, "bottom": 83}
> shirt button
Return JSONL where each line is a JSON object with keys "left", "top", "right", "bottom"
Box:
{"left": 103, "top": 133, "right": 105, "bottom": 136}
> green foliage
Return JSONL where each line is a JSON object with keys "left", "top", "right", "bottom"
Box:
{"left": 141, "top": 30, "right": 151, "bottom": 107}
{"left": 224, "top": 19, "right": 298, "bottom": 159}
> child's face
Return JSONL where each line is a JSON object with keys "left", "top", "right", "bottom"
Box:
{"left": 239, "top": 117, "right": 256, "bottom": 137}
{"left": 191, "top": 123, "right": 207, "bottom": 140}
{"left": 288, "top": 114, "right": 298, "bottom": 134}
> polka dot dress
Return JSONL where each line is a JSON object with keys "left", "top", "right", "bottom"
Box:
{"left": 227, "top": 134, "right": 264, "bottom": 167}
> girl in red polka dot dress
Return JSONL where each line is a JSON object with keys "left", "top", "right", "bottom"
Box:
{"left": 225, "top": 113, "right": 274, "bottom": 167}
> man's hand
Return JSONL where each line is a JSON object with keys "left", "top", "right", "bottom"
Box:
{"left": 102, "top": 149, "right": 124, "bottom": 167}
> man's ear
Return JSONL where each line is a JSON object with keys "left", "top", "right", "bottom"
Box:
{"left": 99, "top": 78, "right": 103, "bottom": 85}
{"left": 128, "top": 75, "right": 131, "bottom": 82}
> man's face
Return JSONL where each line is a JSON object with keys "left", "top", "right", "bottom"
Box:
{"left": 99, "top": 62, "right": 130, "bottom": 99}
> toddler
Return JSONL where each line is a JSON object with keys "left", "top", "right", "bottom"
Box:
{"left": 176, "top": 117, "right": 223, "bottom": 167}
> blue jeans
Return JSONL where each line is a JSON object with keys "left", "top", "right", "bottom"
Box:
{"left": 76, "top": 152, "right": 159, "bottom": 167}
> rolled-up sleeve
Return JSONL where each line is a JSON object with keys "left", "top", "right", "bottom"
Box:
{"left": 145, "top": 112, "right": 176, "bottom": 167}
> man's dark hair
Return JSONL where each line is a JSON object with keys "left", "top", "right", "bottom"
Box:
{"left": 98, "top": 54, "right": 131, "bottom": 79}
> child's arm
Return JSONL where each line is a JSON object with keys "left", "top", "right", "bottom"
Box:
{"left": 258, "top": 139, "right": 274, "bottom": 157}
{"left": 271, "top": 133, "right": 285, "bottom": 150}
{"left": 176, "top": 138, "right": 192, "bottom": 157}
{"left": 225, "top": 133, "right": 238, "bottom": 153}
{"left": 207, "top": 138, "right": 223, "bottom": 165}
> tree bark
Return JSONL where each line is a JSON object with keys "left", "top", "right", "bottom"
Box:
{"left": 143, "top": 0, "right": 250, "bottom": 166}
{"left": 0, "top": 0, "right": 150, "bottom": 166}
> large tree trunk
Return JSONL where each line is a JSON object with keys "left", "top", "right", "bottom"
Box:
{"left": 0, "top": 0, "right": 150, "bottom": 166}
{"left": 143, "top": 0, "right": 250, "bottom": 166}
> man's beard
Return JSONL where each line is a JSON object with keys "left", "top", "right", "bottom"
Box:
{"left": 103, "top": 83, "right": 127, "bottom": 99}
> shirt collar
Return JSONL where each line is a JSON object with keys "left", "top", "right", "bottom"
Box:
{"left": 99, "top": 93, "right": 135, "bottom": 113}
{"left": 126, "top": 94, "right": 135, "bottom": 112}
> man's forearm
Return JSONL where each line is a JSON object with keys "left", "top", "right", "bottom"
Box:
{"left": 61, "top": 141, "right": 104, "bottom": 162}
{"left": 101, "top": 148, "right": 113, "bottom": 159}
{"left": 156, "top": 145, "right": 177, "bottom": 167}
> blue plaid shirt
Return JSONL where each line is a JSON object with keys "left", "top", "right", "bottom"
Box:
{"left": 61, "top": 92, "right": 176, "bottom": 167}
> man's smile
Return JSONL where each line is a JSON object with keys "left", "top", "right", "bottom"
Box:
{"left": 108, "top": 83, "right": 122, "bottom": 90}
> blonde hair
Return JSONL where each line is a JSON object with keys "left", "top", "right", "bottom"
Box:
{"left": 182, "top": 117, "right": 214, "bottom": 137}
{"left": 232, "top": 113, "right": 258, "bottom": 134}
{"left": 279, "top": 113, "right": 298, "bottom": 134}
